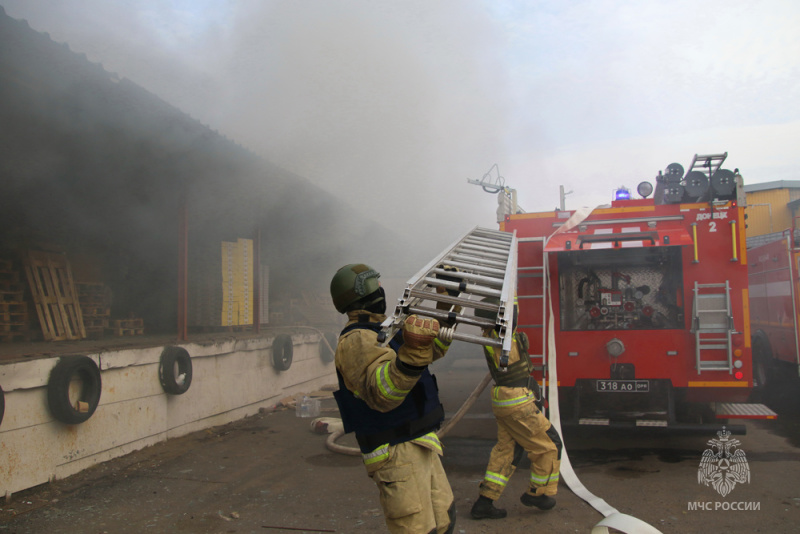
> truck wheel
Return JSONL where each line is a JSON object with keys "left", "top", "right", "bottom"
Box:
{"left": 754, "top": 355, "right": 771, "bottom": 389}
{"left": 752, "top": 337, "right": 772, "bottom": 389}
{"left": 47, "top": 355, "right": 102, "bottom": 425}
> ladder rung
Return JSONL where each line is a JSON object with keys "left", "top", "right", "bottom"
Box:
{"left": 404, "top": 304, "right": 494, "bottom": 327}
{"left": 422, "top": 277, "right": 500, "bottom": 296}
{"left": 465, "top": 234, "right": 511, "bottom": 246}
{"left": 698, "top": 362, "right": 730, "bottom": 370}
{"left": 445, "top": 259, "right": 507, "bottom": 275}
{"left": 407, "top": 290, "right": 498, "bottom": 310}
{"left": 457, "top": 245, "right": 508, "bottom": 261}
{"left": 451, "top": 251, "right": 507, "bottom": 265}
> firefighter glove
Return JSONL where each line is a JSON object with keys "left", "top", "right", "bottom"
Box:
{"left": 398, "top": 315, "right": 440, "bottom": 367}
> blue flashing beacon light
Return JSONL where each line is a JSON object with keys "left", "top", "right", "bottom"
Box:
{"left": 614, "top": 187, "right": 631, "bottom": 201}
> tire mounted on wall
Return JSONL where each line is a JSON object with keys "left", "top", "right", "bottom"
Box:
{"left": 159, "top": 346, "right": 193, "bottom": 395}
{"left": 320, "top": 331, "right": 337, "bottom": 363}
{"left": 272, "top": 334, "right": 294, "bottom": 371}
{"left": 47, "top": 355, "right": 102, "bottom": 425}
{"left": 0, "top": 383, "right": 4, "bottom": 428}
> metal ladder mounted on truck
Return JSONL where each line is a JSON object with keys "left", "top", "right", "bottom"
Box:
{"left": 691, "top": 280, "right": 778, "bottom": 420}
{"left": 379, "top": 226, "right": 518, "bottom": 369}
{"left": 515, "top": 236, "right": 548, "bottom": 400}
{"left": 692, "top": 281, "right": 735, "bottom": 374}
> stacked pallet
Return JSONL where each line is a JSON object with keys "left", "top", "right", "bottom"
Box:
{"left": 0, "top": 259, "right": 29, "bottom": 342}
{"left": 108, "top": 317, "right": 144, "bottom": 337}
{"left": 77, "top": 282, "right": 112, "bottom": 338}
{"left": 24, "top": 250, "right": 86, "bottom": 341}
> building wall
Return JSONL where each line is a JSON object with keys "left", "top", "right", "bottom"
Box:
{"left": 0, "top": 331, "right": 335, "bottom": 496}
{"left": 746, "top": 189, "right": 794, "bottom": 237}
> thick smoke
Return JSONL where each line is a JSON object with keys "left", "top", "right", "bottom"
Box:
{"left": 2, "top": 0, "right": 508, "bottom": 265}
{"left": 4, "top": 0, "right": 799, "bottom": 254}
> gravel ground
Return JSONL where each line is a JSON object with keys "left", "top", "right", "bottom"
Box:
{"left": 2, "top": 346, "right": 799, "bottom": 534}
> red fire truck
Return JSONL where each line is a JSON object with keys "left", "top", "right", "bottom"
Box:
{"left": 501, "top": 153, "right": 776, "bottom": 431}
{"left": 748, "top": 229, "right": 800, "bottom": 388}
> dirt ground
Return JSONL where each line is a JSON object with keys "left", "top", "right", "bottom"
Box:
{"left": 2, "top": 344, "right": 800, "bottom": 534}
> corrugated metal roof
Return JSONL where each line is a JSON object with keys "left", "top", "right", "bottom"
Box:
{"left": 744, "top": 180, "right": 800, "bottom": 193}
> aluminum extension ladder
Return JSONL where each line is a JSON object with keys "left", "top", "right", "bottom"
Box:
{"left": 379, "top": 226, "right": 518, "bottom": 369}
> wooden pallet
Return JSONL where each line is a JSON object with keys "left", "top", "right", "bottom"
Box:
{"left": 23, "top": 250, "right": 86, "bottom": 341}
{"left": 0, "top": 301, "right": 27, "bottom": 325}
{"left": 108, "top": 318, "right": 144, "bottom": 337}
{"left": 0, "top": 301, "right": 29, "bottom": 340}
{"left": 77, "top": 282, "right": 112, "bottom": 339}
{"left": 0, "top": 259, "right": 31, "bottom": 342}
{"left": 83, "top": 316, "right": 109, "bottom": 339}
{"left": 0, "top": 261, "right": 25, "bottom": 302}
{"left": 108, "top": 327, "right": 144, "bottom": 337}
{"left": 112, "top": 318, "right": 143, "bottom": 329}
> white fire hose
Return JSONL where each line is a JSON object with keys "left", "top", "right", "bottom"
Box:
{"left": 546, "top": 208, "right": 662, "bottom": 534}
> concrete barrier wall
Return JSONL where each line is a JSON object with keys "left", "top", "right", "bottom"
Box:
{"left": 0, "top": 331, "right": 336, "bottom": 496}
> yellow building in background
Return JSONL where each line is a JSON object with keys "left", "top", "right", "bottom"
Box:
{"left": 744, "top": 180, "right": 800, "bottom": 248}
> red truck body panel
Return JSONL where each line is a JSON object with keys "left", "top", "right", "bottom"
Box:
{"left": 502, "top": 197, "right": 753, "bottom": 422}
{"left": 748, "top": 236, "right": 800, "bottom": 372}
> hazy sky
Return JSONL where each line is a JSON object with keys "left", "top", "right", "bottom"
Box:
{"left": 3, "top": 0, "right": 799, "bottom": 246}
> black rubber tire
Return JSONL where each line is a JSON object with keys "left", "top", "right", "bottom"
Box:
{"left": 754, "top": 355, "right": 769, "bottom": 390}
{"left": 47, "top": 355, "right": 102, "bottom": 425}
{"left": 272, "top": 334, "right": 294, "bottom": 371}
{"left": 159, "top": 346, "right": 193, "bottom": 395}
{"left": 752, "top": 335, "right": 773, "bottom": 389}
{"left": 0, "top": 383, "right": 4, "bottom": 428}
{"left": 320, "top": 332, "right": 337, "bottom": 363}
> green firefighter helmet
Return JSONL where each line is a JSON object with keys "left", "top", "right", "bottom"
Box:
{"left": 330, "top": 263, "right": 382, "bottom": 314}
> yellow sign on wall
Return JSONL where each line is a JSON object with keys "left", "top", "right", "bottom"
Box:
{"left": 221, "top": 238, "right": 253, "bottom": 326}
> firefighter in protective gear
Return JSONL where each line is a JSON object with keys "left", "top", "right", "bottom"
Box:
{"left": 469, "top": 297, "right": 563, "bottom": 520}
{"left": 330, "top": 263, "right": 456, "bottom": 534}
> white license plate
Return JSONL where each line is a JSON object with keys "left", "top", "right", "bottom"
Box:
{"left": 595, "top": 380, "right": 650, "bottom": 392}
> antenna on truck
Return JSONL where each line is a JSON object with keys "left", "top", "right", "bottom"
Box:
{"left": 467, "top": 164, "right": 525, "bottom": 222}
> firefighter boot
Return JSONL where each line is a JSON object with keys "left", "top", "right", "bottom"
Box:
{"left": 470, "top": 495, "right": 507, "bottom": 520}
{"left": 520, "top": 491, "right": 556, "bottom": 510}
